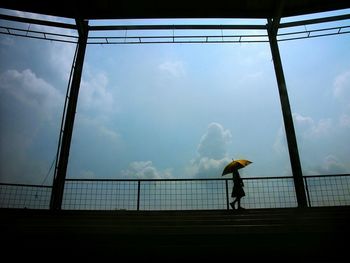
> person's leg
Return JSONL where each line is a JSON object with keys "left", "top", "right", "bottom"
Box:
{"left": 230, "top": 198, "right": 237, "bottom": 209}
{"left": 237, "top": 197, "right": 245, "bottom": 209}
{"left": 237, "top": 197, "right": 241, "bottom": 208}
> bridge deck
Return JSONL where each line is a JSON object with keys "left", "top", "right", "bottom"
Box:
{"left": 1, "top": 206, "right": 349, "bottom": 261}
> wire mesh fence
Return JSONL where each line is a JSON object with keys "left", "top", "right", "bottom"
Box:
{"left": 0, "top": 174, "right": 349, "bottom": 210}
{"left": 139, "top": 179, "right": 227, "bottom": 211}
{"left": 242, "top": 177, "right": 298, "bottom": 209}
{"left": 0, "top": 183, "right": 51, "bottom": 209}
{"left": 304, "top": 174, "right": 350, "bottom": 207}
{"left": 62, "top": 180, "right": 138, "bottom": 210}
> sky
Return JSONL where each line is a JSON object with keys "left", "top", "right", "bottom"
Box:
{"left": 0, "top": 8, "right": 350, "bottom": 185}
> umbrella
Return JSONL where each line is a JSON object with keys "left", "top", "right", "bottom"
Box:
{"left": 222, "top": 159, "right": 252, "bottom": 176}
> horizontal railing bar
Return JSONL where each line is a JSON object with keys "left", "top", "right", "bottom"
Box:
{"left": 1, "top": 174, "right": 348, "bottom": 187}
{"left": 303, "top": 173, "right": 350, "bottom": 178}
{"left": 0, "top": 182, "right": 52, "bottom": 188}
{"left": 65, "top": 176, "right": 295, "bottom": 182}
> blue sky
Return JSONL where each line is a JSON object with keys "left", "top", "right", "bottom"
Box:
{"left": 0, "top": 8, "right": 350, "bottom": 185}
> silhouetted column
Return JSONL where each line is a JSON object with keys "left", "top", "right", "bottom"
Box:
{"left": 267, "top": 18, "right": 308, "bottom": 208}
{"left": 50, "top": 19, "right": 88, "bottom": 210}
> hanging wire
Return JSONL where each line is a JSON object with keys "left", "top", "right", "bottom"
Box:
{"left": 40, "top": 155, "right": 56, "bottom": 185}
{"left": 25, "top": 23, "right": 31, "bottom": 36}
{"left": 124, "top": 28, "right": 128, "bottom": 43}
{"left": 52, "top": 43, "right": 79, "bottom": 184}
{"left": 36, "top": 43, "right": 79, "bottom": 187}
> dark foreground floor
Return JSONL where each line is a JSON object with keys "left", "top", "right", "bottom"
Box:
{"left": 1, "top": 206, "right": 349, "bottom": 261}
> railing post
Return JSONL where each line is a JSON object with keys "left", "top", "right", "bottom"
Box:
{"left": 225, "top": 179, "right": 230, "bottom": 210}
{"left": 304, "top": 177, "right": 312, "bottom": 207}
{"left": 137, "top": 180, "right": 141, "bottom": 211}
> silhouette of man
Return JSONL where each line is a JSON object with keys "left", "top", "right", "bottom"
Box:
{"left": 230, "top": 169, "right": 245, "bottom": 210}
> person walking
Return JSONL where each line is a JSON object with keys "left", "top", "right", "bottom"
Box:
{"left": 230, "top": 168, "right": 245, "bottom": 210}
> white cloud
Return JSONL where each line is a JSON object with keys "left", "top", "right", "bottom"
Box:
{"left": 121, "top": 161, "right": 172, "bottom": 179}
{"left": 79, "top": 70, "right": 115, "bottom": 114}
{"left": 186, "top": 122, "right": 233, "bottom": 178}
{"left": 76, "top": 115, "right": 121, "bottom": 144}
{"left": 306, "top": 155, "right": 347, "bottom": 175}
{"left": 273, "top": 127, "right": 287, "bottom": 154}
{"left": 197, "top": 122, "right": 232, "bottom": 159}
{"left": 0, "top": 68, "right": 64, "bottom": 184}
{"left": 186, "top": 156, "right": 231, "bottom": 178}
{"left": 339, "top": 114, "right": 350, "bottom": 128}
{"left": 0, "top": 36, "right": 15, "bottom": 46}
{"left": 98, "top": 125, "right": 120, "bottom": 142}
{"left": 274, "top": 113, "right": 333, "bottom": 156}
{"left": 48, "top": 43, "right": 76, "bottom": 81}
{"left": 333, "top": 70, "right": 350, "bottom": 99}
{"left": 293, "top": 113, "right": 332, "bottom": 139}
{"left": 0, "top": 69, "right": 62, "bottom": 118}
{"left": 159, "top": 61, "right": 186, "bottom": 78}
{"left": 77, "top": 170, "right": 96, "bottom": 179}
{"left": 3, "top": 10, "right": 77, "bottom": 81}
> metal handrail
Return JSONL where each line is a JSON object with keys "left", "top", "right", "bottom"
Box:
{"left": 1, "top": 174, "right": 349, "bottom": 210}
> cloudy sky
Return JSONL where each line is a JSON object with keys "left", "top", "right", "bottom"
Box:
{"left": 1, "top": 8, "right": 350, "bottom": 185}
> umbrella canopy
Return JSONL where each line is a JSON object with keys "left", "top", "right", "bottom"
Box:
{"left": 222, "top": 159, "right": 252, "bottom": 176}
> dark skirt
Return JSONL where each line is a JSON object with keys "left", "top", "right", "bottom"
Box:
{"left": 231, "top": 187, "right": 245, "bottom": 198}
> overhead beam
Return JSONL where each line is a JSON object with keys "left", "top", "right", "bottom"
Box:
{"left": 279, "top": 13, "right": 350, "bottom": 28}
{"left": 89, "top": 24, "right": 266, "bottom": 31}
{"left": 1, "top": 0, "right": 350, "bottom": 20}
{"left": 0, "top": 13, "right": 76, "bottom": 29}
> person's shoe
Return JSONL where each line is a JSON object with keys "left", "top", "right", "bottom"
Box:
{"left": 230, "top": 202, "right": 235, "bottom": 210}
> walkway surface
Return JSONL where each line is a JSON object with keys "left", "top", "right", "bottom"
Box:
{"left": 1, "top": 206, "right": 349, "bottom": 261}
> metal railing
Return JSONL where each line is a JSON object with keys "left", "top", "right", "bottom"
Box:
{"left": 0, "top": 174, "right": 349, "bottom": 210}
{"left": 304, "top": 174, "right": 350, "bottom": 207}
{"left": 0, "top": 183, "right": 52, "bottom": 209}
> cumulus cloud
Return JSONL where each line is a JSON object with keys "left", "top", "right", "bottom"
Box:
{"left": 273, "top": 113, "right": 333, "bottom": 155}
{"left": 187, "top": 122, "right": 233, "bottom": 178}
{"left": 4, "top": 9, "right": 77, "bottom": 81}
{"left": 121, "top": 161, "right": 172, "bottom": 179}
{"left": 333, "top": 70, "right": 350, "bottom": 99}
{"left": 0, "top": 69, "right": 63, "bottom": 119}
{"left": 0, "top": 69, "right": 63, "bottom": 183}
{"left": 78, "top": 115, "right": 120, "bottom": 141}
{"left": 197, "top": 122, "right": 232, "bottom": 159}
{"left": 77, "top": 170, "right": 96, "bottom": 179}
{"left": 307, "top": 155, "right": 347, "bottom": 175}
{"left": 159, "top": 61, "right": 186, "bottom": 78}
{"left": 273, "top": 127, "right": 287, "bottom": 154}
{"left": 339, "top": 114, "right": 350, "bottom": 128}
{"left": 48, "top": 43, "right": 76, "bottom": 81}
{"left": 79, "top": 70, "right": 115, "bottom": 114}
{"left": 186, "top": 156, "right": 231, "bottom": 178}
{"left": 293, "top": 113, "right": 332, "bottom": 139}
{"left": 0, "top": 69, "right": 62, "bottom": 118}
